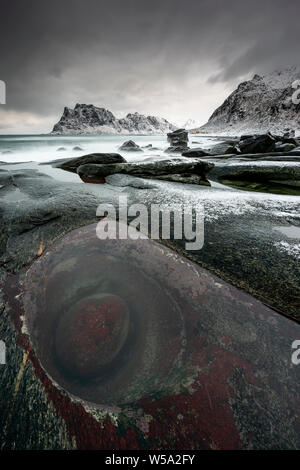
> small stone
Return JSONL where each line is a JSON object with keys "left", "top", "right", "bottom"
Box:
{"left": 119, "top": 140, "right": 143, "bottom": 152}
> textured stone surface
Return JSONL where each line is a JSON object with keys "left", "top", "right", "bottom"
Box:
{"left": 76, "top": 159, "right": 213, "bottom": 186}
{"left": 238, "top": 134, "right": 276, "bottom": 154}
{"left": 166, "top": 129, "right": 189, "bottom": 154}
{"left": 55, "top": 294, "right": 130, "bottom": 380}
{"left": 0, "top": 166, "right": 299, "bottom": 449}
{"left": 1, "top": 224, "right": 299, "bottom": 450}
{"left": 208, "top": 162, "right": 300, "bottom": 189}
{"left": 57, "top": 153, "right": 126, "bottom": 173}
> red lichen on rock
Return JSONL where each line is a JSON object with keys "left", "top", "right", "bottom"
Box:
{"left": 55, "top": 294, "right": 130, "bottom": 379}
{"left": 79, "top": 176, "right": 105, "bottom": 184}
{"left": 139, "top": 344, "right": 260, "bottom": 450}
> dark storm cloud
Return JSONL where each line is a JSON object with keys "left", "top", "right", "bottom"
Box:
{"left": 0, "top": 0, "right": 299, "bottom": 131}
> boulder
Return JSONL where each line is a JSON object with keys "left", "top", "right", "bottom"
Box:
{"left": 57, "top": 153, "right": 126, "bottom": 173}
{"left": 73, "top": 146, "right": 83, "bottom": 151}
{"left": 237, "top": 134, "right": 276, "bottom": 154}
{"left": 57, "top": 147, "right": 67, "bottom": 151}
{"left": 77, "top": 159, "right": 214, "bottom": 186}
{"left": 119, "top": 140, "right": 143, "bottom": 152}
{"left": 167, "top": 129, "right": 189, "bottom": 147}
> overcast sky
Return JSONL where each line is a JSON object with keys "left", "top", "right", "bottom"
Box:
{"left": 0, "top": 0, "right": 299, "bottom": 133}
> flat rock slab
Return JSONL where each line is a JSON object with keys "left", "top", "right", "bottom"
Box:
{"left": 209, "top": 161, "right": 300, "bottom": 185}
{"left": 76, "top": 159, "right": 213, "bottom": 186}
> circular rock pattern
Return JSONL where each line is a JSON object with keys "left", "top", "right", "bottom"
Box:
{"left": 11, "top": 222, "right": 300, "bottom": 449}
{"left": 55, "top": 294, "right": 130, "bottom": 380}
{"left": 23, "top": 224, "right": 185, "bottom": 405}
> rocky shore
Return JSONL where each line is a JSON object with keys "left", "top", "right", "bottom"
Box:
{"left": 1, "top": 130, "right": 299, "bottom": 310}
{"left": 0, "top": 129, "right": 299, "bottom": 450}
{"left": 55, "top": 152, "right": 213, "bottom": 186}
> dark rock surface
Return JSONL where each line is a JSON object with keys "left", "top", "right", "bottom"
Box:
{"left": 237, "top": 134, "right": 276, "bottom": 154}
{"left": 166, "top": 128, "right": 189, "bottom": 152}
{"left": 57, "top": 153, "right": 126, "bottom": 173}
{"left": 77, "top": 163, "right": 120, "bottom": 183}
{"left": 0, "top": 169, "right": 120, "bottom": 272}
{"left": 182, "top": 142, "right": 237, "bottom": 158}
{"left": 206, "top": 142, "right": 238, "bottom": 155}
{"left": 209, "top": 163, "right": 300, "bottom": 186}
{"left": 183, "top": 134, "right": 300, "bottom": 159}
{"left": 208, "top": 160, "right": 300, "bottom": 196}
{"left": 282, "top": 136, "right": 300, "bottom": 146}
{"left": 182, "top": 148, "right": 210, "bottom": 158}
{"left": 167, "top": 128, "right": 189, "bottom": 146}
{"left": 77, "top": 159, "right": 214, "bottom": 185}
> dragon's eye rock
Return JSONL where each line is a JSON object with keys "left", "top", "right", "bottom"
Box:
{"left": 14, "top": 221, "right": 299, "bottom": 449}
{"left": 22, "top": 223, "right": 186, "bottom": 405}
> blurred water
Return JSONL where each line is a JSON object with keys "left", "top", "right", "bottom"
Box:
{"left": 0, "top": 134, "right": 220, "bottom": 164}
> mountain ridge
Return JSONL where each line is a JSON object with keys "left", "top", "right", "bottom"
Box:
{"left": 196, "top": 67, "right": 300, "bottom": 135}
{"left": 51, "top": 103, "right": 176, "bottom": 135}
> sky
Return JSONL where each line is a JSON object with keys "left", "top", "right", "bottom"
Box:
{"left": 0, "top": 0, "right": 299, "bottom": 134}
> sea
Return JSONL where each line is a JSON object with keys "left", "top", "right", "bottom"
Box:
{"left": 0, "top": 134, "right": 219, "bottom": 164}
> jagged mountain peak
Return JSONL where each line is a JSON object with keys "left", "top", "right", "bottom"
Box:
{"left": 51, "top": 104, "right": 175, "bottom": 135}
{"left": 198, "top": 67, "right": 300, "bottom": 135}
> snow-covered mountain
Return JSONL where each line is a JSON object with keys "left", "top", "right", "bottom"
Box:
{"left": 51, "top": 104, "right": 176, "bottom": 135}
{"left": 196, "top": 67, "right": 300, "bottom": 135}
{"left": 181, "top": 118, "right": 199, "bottom": 130}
